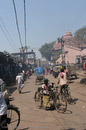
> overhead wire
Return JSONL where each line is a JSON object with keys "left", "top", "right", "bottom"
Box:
{"left": 0, "top": 16, "right": 18, "bottom": 52}
{"left": 24, "top": 0, "right": 27, "bottom": 47}
{"left": 12, "top": 0, "right": 23, "bottom": 49}
{"left": 0, "top": 22, "right": 17, "bottom": 52}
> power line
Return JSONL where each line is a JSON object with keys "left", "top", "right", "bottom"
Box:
{"left": 24, "top": 0, "right": 26, "bottom": 46}
{"left": 12, "top": 0, "right": 23, "bottom": 48}
{"left": 0, "top": 22, "right": 17, "bottom": 52}
{"left": 0, "top": 17, "right": 18, "bottom": 52}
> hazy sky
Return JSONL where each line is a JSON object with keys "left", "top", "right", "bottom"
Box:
{"left": 0, "top": 0, "right": 86, "bottom": 58}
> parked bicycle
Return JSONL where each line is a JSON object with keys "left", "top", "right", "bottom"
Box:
{"left": 34, "top": 82, "right": 67, "bottom": 113}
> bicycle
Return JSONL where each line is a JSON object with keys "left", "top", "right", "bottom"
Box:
{"left": 34, "top": 87, "right": 43, "bottom": 108}
{"left": 7, "top": 104, "right": 20, "bottom": 130}
{"left": 34, "top": 83, "right": 67, "bottom": 113}
{"left": 2, "top": 89, "right": 20, "bottom": 130}
{"left": 60, "top": 84, "right": 72, "bottom": 104}
{"left": 53, "top": 85, "right": 67, "bottom": 113}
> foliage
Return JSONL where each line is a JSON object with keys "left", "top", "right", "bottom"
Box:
{"left": 74, "top": 26, "right": 86, "bottom": 44}
{"left": 57, "top": 37, "right": 63, "bottom": 42}
{"left": 3, "top": 50, "right": 10, "bottom": 55}
{"left": 39, "top": 41, "right": 55, "bottom": 61}
{"left": 54, "top": 50, "right": 62, "bottom": 62}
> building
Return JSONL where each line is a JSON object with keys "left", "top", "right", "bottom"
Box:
{"left": 51, "top": 41, "right": 62, "bottom": 62}
{"left": 53, "top": 30, "right": 86, "bottom": 64}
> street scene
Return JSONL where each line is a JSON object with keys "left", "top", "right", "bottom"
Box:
{"left": 8, "top": 70, "right": 86, "bottom": 130}
{"left": 0, "top": 1, "right": 86, "bottom": 130}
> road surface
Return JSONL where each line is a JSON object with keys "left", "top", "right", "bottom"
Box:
{"left": 9, "top": 73, "right": 86, "bottom": 130}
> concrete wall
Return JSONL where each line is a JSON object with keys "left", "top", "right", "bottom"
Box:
{"left": 64, "top": 45, "right": 82, "bottom": 64}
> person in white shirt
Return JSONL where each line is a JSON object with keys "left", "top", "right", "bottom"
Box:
{"left": 57, "top": 68, "right": 68, "bottom": 94}
{"left": 16, "top": 73, "right": 24, "bottom": 93}
{"left": 0, "top": 80, "right": 8, "bottom": 130}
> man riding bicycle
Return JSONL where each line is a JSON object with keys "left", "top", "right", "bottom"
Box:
{"left": 57, "top": 68, "right": 68, "bottom": 94}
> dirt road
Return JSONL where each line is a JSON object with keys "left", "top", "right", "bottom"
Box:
{"left": 10, "top": 73, "right": 86, "bottom": 130}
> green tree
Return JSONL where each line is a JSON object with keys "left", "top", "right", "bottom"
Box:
{"left": 54, "top": 50, "right": 62, "bottom": 62}
{"left": 3, "top": 50, "right": 10, "bottom": 55}
{"left": 74, "top": 26, "right": 86, "bottom": 44}
{"left": 39, "top": 41, "right": 55, "bottom": 61}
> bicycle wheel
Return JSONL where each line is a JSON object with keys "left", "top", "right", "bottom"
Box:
{"left": 7, "top": 105, "right": 20, "bottom": 130}
{"left": 64, "top": 87, "right": 72, "bottom": 104}
{"left": 54, "top": 94, "right": 67, "bottom": 113}
{"left": 34, "top": 91, "right": 43, "bottom": 108}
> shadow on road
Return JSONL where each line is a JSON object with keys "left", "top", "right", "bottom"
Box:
{"left": 69, "top": 98, "right": 78, "bottom": 105}
{"left": 68, "top": 77, "right": 80, "bottom": 84}
{"left": 63, "top": 128, "right": 76, "bottom": 130}
{"left": 7, "top": 81, "right": 31, "bottom": 95}
{"left": 63, "top": 109, "right": 72, "bottom": 114}
{"left": 7, "top": 86, "right": 17, "bottom": 94}
{"left": 21, "top": 91, "right": 31, "bottom": 94}
{"left": 18, "top": 127, "right": 30, "bottom": 130}
{"left": 9, "top": 97, "right": 14, "bottom": 102}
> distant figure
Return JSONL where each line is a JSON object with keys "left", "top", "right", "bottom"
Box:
{"left": 26, "top": 70, "right": 29, "bottom": 79}
{"left": 48, "top": 68, "right": 51, "bottom": 74}
{"left": 16, "top": 73, "right": 24, "bottom": 93}
{"left": 43, "top": 68, "right": 45, "bottom": 76}
{"left": 46, "top": 68, "right": 48, "bottom": 75}
{"left": 22, "top": 70, "right": 26, "bottom": 81}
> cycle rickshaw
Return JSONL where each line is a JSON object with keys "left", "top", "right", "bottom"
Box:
{"left": 34, "top": 82, "right": 69, "bottom": 113}
{"left": 35, "top": 67, "right": 45, "bottom": 85}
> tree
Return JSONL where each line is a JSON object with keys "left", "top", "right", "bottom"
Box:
{"left": 54, "top": 50, "right": 62, "bottom": 62}
{"left": 74, "top": 26, "right": 86, "bottom": 44}
{"left": 3, "top": 50, "right": 10, "bottom": 55}
{"left": 39, "top": 41, "right": 55, "bottom": 61}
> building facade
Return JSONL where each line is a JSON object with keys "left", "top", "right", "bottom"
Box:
{"left": 51, "top": 30, "right": 86, "bottom": 64}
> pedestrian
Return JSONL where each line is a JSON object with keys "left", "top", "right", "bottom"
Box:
{"left": 26, "top": 70, "right": 29, "bottom": 79}
{"left": 43, "top": 68, "right": 45, "bottom": 76}
{"left": 0, "top": 85, "right": 8, "bottom": 130}
{"left": 16, "top": 73, "right": 24, "bottom": 93}
{"left": 46, "top": 68, "right": 48, "bottom": 75}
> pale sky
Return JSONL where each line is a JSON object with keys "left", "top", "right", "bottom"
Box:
{"left": 0, "top": 0, "right": 86, "bottom": 58}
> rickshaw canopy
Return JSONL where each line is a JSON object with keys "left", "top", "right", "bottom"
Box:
{"left": 35, "top": 67, "right": 43, "bottom": 75}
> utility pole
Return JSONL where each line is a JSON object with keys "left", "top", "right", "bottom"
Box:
{"left": 19, "top": 46, "right": 29, "bottom": 62}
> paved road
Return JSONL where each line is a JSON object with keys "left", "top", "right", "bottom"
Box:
{"left": 10, "top": 74, "right": 86, "bottom": 130}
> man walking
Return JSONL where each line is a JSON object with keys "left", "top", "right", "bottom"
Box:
{"left": 16, "top": 73, "right": 24, "bottom": 93}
